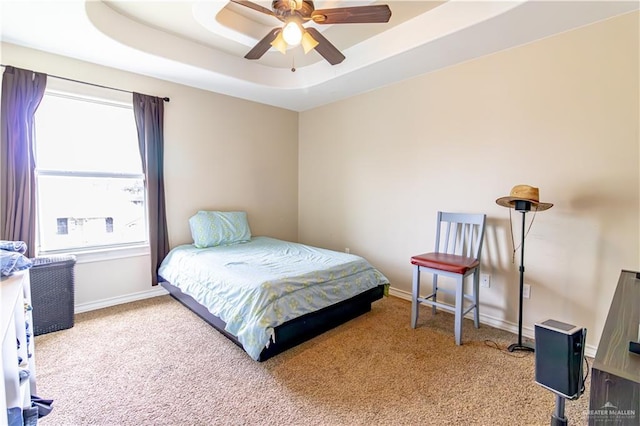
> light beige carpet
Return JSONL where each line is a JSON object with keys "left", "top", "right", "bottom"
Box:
{"left": 34, "top": 295, "right": 591, "bottom": 425}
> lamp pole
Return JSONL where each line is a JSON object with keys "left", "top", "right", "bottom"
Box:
{"left": 508, "top": 200, "right": 535, "bottom": 352}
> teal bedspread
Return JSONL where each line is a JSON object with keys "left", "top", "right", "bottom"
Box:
{"left": 158, "top": 236, "right": 389, "bottom": 360}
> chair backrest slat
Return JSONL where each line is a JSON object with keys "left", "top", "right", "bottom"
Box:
{"left": 435, "top": 211, "right": 487, "bottom": 260}
{"left": 465, "top": 223, "right": 473, "bottom": 257}
{"left": 450, "top": 222, "right": 458, "bottom": 253}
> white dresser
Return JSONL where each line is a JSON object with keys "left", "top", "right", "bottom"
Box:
{"left": 1, "top": 270, "right": 37, "bottom": 425}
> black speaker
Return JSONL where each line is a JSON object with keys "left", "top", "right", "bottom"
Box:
{"left": 534, "top": 319, "right": 586, "bottom": 400}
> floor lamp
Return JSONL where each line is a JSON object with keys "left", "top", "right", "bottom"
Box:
{"left": 496, "top": 185, "right": 553, "bottom": 353}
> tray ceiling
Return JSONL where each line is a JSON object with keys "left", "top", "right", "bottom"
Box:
{"left": 1, "top": 1, "right": 637, "bottom": 111}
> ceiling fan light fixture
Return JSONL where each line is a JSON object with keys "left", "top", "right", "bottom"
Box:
{"left": 282, "top": 21, "right": 302, "bottom": 47}
{"left": 270, "top": 32, "right": 287, "bottom": 55}
{"left": 301, "top": 31, "right": 318, "bottom": 54}
{"left": 233, "top": 0, "right": 393, "bottom": 66}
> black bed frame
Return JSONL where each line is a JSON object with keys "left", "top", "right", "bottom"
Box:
{"left": 160, "top": 278, "right": 385, "bottom": 361}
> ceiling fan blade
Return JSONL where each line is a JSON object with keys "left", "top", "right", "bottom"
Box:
{"left": 229, "top": 0, "right": 277, "bottom": 18}
{"left": 311, "top": 5, "right": 392, "bottom": 24}
{"left": 305, "top": 27, "right": 345, "bottom": 65}
{"left": 245, "top": 28, "right": 281, "bottom": 60}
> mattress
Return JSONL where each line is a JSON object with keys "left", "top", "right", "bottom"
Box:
{"left": 157, "top": 236, "right": 389, "bottom": 360}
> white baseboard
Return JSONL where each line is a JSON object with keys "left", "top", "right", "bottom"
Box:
{"left": 73, "top": 284, "right": 597, "bottom": 358}
{"left": 388, "top": 286, "right": 597, "bottom": 358}
{"left": 75, "top": 286, "right": 169, "bottom": 314}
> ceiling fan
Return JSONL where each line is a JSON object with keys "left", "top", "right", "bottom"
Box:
{"left": 230, "top": 0, "right": 392, "bottom": 66}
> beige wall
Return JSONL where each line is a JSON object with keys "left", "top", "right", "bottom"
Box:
{"left": 298, "top": 12, "right": 639, "bottom": 350}
{"left": 2, "top": 12, "right": 637, "bottom": 352}
{"left": 1, "top": 43, "right": 299, "bottom": 306}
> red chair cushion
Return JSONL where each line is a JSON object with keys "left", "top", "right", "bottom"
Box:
{"left": 410, "top": 252, "right": 479, "bottom": 275}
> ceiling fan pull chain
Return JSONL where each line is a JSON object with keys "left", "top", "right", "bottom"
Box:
{"left": 291, "top": 55, "right": 296, "bottom": 73}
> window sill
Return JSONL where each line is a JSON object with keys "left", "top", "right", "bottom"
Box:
{"left": 38, "top": 244, "right": 150, "bottom": 264}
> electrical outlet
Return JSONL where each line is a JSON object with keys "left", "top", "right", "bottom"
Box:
{"left": 345, "top": 248, "right": 350, "bottom": 254}
{"left": 480, "top": 274, "right": 491, "bottom": 288}
{"left": 523, "top": 284, "right": 531, "bottom": 299}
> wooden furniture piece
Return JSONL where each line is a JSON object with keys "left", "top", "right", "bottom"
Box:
{"left": 2, "top": 270, "right": 37, "bottom": 425}
{"left": 588, "top": 269, "right": 640, "bottom": 425}
{"left": 410, "top": 211, "right": 486, "bottom": 345}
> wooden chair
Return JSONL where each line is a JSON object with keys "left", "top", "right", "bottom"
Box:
{"left": 410, "top": 211, "right": 486, "bottom": 345}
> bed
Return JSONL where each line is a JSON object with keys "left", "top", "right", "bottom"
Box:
{"left": 158, "top": 211, "right": 389, "bottom": 361}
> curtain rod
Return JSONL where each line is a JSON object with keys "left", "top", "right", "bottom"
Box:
{"left": 0, "top": 64, "right": 170, "bottom": 102}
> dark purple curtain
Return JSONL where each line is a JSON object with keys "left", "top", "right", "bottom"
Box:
{"left": 1, "top": 66, "right": 47, "bottom": 257}
{"left": 133, "top": 92, "right": 169, "bottom": 286}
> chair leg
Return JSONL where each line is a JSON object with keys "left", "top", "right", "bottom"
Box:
{"left": 431, "top": 273, "right": 438, "bottom": 316}
{"left": 454, "top": 275, "right": 464, "bottom": 345}
{"left": 473, "top": 269, "right": 480, "bottom": 329}
{"left": 411, "top": 265, "right": 420, "bottom": 328}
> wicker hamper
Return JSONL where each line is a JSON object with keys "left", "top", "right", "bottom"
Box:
{"left": 30, "top": 255, "right": 76, "bottom": 336}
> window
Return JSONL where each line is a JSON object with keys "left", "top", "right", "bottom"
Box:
{"left": 105, "top": 217, "right": 114, "bottom": 233}
{"left": 34, "top": 91, "right": 147, "bottom": 254}
{"left": 56, "top": 218, "right": 68, "bottom": 235}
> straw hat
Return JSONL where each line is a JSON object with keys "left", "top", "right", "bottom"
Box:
{"left": 496, "top": 185, "right": 553, "bottom": 211}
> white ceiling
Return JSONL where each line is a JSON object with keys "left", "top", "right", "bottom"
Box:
{"left": 1, "top": 1, "right": 638, "bottom": 111}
